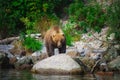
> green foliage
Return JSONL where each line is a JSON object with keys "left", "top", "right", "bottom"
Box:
{"left": 63, "top": 21, "right": 81, "bottom": 46}
{"left": 68, "top": 0, "right": 107, "bottom": 33}
{"left": 63, "top": 23, "right": 73, "bottom": 46}
{"left": 107, "top": 0, "right": 120, "bottom": 41}
{"left": 34, "top": 15, "right": 59, "bottom": 36}
{"left": 1, "top": 0, "right": 119, "bottom": 44}
{"left": 65, "top": 34, "right": 73, "bottom": 46}
{"left": 0, "top": 1, "right": 20, "bottom": 38}
{"left": 0, "top": 0, "right": 71, "bottom": 38}
{"left": 63, "top": 21, "right": 76, "bottom": 35}
{"left": 64, "top": 30, "right": 73, "bottom": 46}
{"left": 23, "top": 36, "right": 43, "bottom": 52}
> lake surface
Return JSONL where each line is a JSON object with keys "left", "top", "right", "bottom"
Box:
{"left": 0, "top": 69, "right": 120, "bottom": 80}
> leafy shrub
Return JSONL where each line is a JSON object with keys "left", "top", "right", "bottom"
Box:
{"left": 0, "top": 1, "right": 24, "bottom": 38}
{"left": 0, "top": 0, "right": 71, "bottom": 38}
{"left": 68, "top": 0, "right": 107, "bottom": 33}
{"left": 107, "top": 0, "right": 120, "bottom": 41}
{"left": 23, "top": 36, "right": 43, "bottom": 52}
{"left": 63, "top": 21, "right": 81, "bottom": 46}
{"left": 64, "top": 30, "right": 73, "bottom": 46}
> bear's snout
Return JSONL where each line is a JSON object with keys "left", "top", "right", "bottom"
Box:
{"left": 57, "top": 41, "right": 62, "bottom": 48}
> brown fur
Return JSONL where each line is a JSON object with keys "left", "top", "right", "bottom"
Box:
{"left": 44, "top": 26, "right": 66, "bottom": 57}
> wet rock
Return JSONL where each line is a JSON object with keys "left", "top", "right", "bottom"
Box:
{"left": 15, "top": 56, "right": 33, "bottom": 70}
{"left": 16, "top": 64, "right": 32, "bottom": 70}
{"left": 14, "top": 50, "right": 48, "bottom": 70}
{"left": 32, "top": 54, "right": 81, "bottom": 75}
{"left": 0, "top": 51, "right": 14, "bottom": 69}
{"left": 9, "top": 57, "right": 17, "bottom": 65}
{"left": 108, "top": 56, "right": 120, "bottom": 71}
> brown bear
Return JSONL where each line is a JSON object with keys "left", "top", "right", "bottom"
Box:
{"left": 44, "top": 26, "right": 66, "bottom": 57}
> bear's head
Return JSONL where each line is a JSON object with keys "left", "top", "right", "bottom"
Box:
{"left": 51, "top": 29, "right": 65, "bottom": 48}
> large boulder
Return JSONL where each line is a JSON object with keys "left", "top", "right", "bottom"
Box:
{"left": 32, "top": 54, "right": 81, "bottom": 75}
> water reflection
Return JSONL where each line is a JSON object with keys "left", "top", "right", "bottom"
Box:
{"left": 0, "top": 69, "right": 120, "bottom": 80}
{"left": 32, "top": 74, "right": 97, "bottom": 80}
{"left": 95, "top": 73, "right": 120, "bottom": 80}
{"left": 0, "top": 69, "right": 33, "bottom": 80}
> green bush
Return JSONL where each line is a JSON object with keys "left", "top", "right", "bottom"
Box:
{"left": 64, "top": 30, "right": 73, "bottom": 46}
{"left": 0, "top": 0, "right": 71, "bottom": 38}
{"left": 68, "top": 0, "right": 107, "bottom": 33}
{"left": 63, "top": 21, "right": 80, "bottom": 46}
{"left": 107, "top": 0, "right": 120, "bottom": 41}
{"left": 23, "top": 36, "right": 43, "bottom": 52}
{"left": 0, "top": 1, "right": 23, "bottom": 38}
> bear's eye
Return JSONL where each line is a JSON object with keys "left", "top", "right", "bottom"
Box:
{"left": 52, "top": 34, "right": 56, "bottom": 37}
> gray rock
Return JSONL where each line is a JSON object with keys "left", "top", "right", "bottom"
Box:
{"left": 14, "top": 56, "right": 33, "bottom": 70}
{"left": 32, "top": 54, "right": 81, "bottom": 75}
{"left": 0, "top": 45, "right": 14, "bottom": 58}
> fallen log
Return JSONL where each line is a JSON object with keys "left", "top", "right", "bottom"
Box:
{"left": 90, "top": 59, "right": 101, "bottom": 73}
{"left": 0, "top": 37, "right": 19, "bottom": 44}
{"left": 0, "top": 33, "right": 42, "bottom": 44}
{"left": 73, "top": 58, "right": 90, "bottom": 72}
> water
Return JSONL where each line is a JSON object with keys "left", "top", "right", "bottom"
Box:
{"left": 0, "top": 69, "right": 120, "bottom": 80}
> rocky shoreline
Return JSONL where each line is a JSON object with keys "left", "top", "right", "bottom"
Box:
{"left": 0, "top": 27, "right": 120, "bottom": 75}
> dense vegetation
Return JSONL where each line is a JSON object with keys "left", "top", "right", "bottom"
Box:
{"left": 0, "top": 0, "right": 71, "bottom": 38}
{"left": 0, "top": 0, "right": 120, "bottom": 47}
